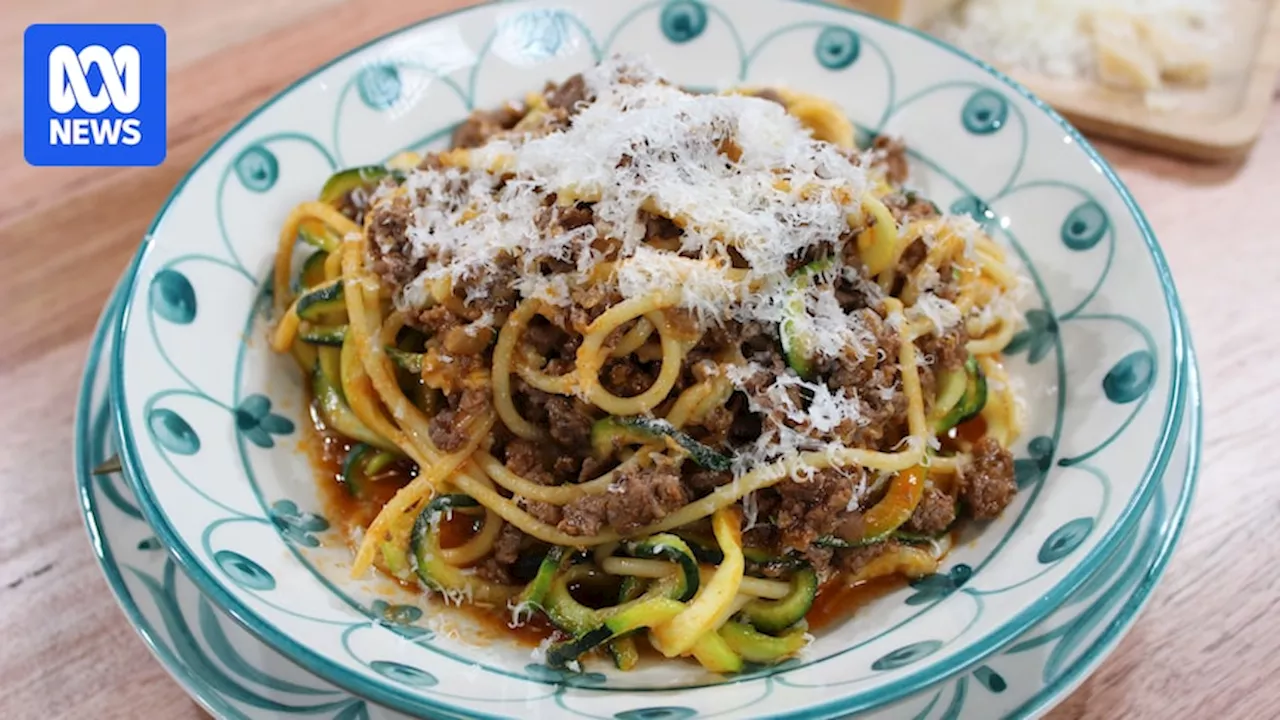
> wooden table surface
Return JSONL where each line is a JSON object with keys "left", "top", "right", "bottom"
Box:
{"left": 1, "top": 1, "right": 1276, "bottom": 718}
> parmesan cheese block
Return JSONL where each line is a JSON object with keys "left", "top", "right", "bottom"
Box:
{"left": 1136, "top": 17, "right": 1212, "bottom": 86}
{"left": 837, "top": 0, "right": 964, "bottom": 27}
{"left": 1091, "top": 10, "right": 1162, "bottom": 91}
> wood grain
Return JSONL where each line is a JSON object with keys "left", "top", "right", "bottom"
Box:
{"left": 0, "top": 1, "right": 1275, "bottom": 718}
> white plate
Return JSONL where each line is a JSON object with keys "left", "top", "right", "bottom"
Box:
{"left": 107, "top": 1, "right": 1190, "bottom": 716}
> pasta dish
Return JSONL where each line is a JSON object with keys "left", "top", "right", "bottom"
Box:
{"left": 270, "top": 57, "right": 1024, "bottom": 673}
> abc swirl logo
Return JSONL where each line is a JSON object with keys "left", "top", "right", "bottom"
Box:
{"left": 24, "top": 24, "right": 167, "bottom": 167}
{"left": 48, "top": 44, "right": 143, "bottom": 146}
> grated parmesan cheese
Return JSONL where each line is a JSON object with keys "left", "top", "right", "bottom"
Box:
{"left": 386, "top": 56, "right": 874, "bottom": 328}
{"left": 369, "top": 57, "right": 1023, "bottom": 479}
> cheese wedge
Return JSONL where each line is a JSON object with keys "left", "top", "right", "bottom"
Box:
{"left": 837, "top": 0, "right": 964, "bottom": 27}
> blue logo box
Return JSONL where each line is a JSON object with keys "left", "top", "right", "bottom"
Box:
{"left": 24, "top": 23, "right": 167, "bottom": 167}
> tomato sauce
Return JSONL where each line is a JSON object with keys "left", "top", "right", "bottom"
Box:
{"left": 806, "top": 575, "right": 907, "bottom": 631}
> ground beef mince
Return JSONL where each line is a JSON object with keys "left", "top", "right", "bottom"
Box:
{"left": 823, "top": 309, "right": 910, "bottom": 450}
{"left": 885, "top": 190, "right": 942, "bottom": 225}
{"left": 641, "top": 210, "right": 684, "bottom": 248}
{"left": 545, "top": 396, "right": 595, "bottom": 447}
{"left": 696, "top": 406, "right": 735, "bottom": 447}
{"left": 918, "top": 325, "right": 970, "bottom": 374}
{"left": 559, "top": 457, "right": 690, "bottom": 536}
{"left": 558, "top": 202, "right": 595, "bottom": 230}
{"left": 545, "top": 73, "right": 591, "bottom": 114}
{"left": 685, "top": 469, "right": 732, "bottom": 498}
{"left": 428, "top": 387, "right": 490, "bottom": 452}
{"left": 513, "top": 379, "right": 552, "bottom": 425}
{"left": 524, "top": 317, "right": 575, "bottom": 358}
{"left": 871, "top": 135, "right": 910, "bottom": 186}
{"left": 451, "top": 103, "right": 525, "bottom": 149}
{"left": 603, "top": 357, "right": 656, "bottom": 398}
{"left": 450, "top": 255, "right": 520, "bottom": 322}
{"left": 416, "top": 305, "right": 464, "bottom": 337}
{"left": 961, "top": 437, "right": 1017, "bottom": 519}
{"left": 492, "top": 523, "right": 525, "bottom": 565}
{"left": 915, "top": 325, "right": 970, "bottom": 414}
{"left": 903, "top": 484, "right": 957, "bottom": 536}
{"left": 557, "top": 494, "right": 608, "bottom": 537}
{"left": 367, "top": 196, "right": 417, "bottom": 288}
{"left": 505, "top": 439, "right": 565, "bottom": 526}
{"left": 504, "top": 438, "right": 554, "bottom": 485}
{"left": 475, "top": 557, "right": 514, "bottom": 585}
{"left": 895, "top": 237, "right": 928, "bottom": 279}
{"left": 836, "top": 539, "right": 904, "bottom": 577}
{"left": 522, "top": 498, "right": 563, "bottom": 527}
{"left": 772, "top": 467, "right": 862, "bottom": 551}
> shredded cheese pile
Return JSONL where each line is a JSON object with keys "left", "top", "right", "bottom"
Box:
{"left": 930, "top": 0, "right": 1225, "bottom": 93}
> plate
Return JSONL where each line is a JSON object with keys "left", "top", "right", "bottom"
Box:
{"left": 108, "top": 1, "right": 1189, "bottom": 716}
{"left": 80, "top": 277, "right": 1201, "bottom": 719}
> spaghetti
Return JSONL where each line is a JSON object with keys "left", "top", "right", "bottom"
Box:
{"left": 272, "top": 57, "right": 1026, "bottom": 674}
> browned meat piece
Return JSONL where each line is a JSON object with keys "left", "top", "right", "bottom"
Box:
{"left": 451, "top": 103, "right": 525, "bottom": 148}
{"left": 545, "top": 73, "right": 591, "bottom": 113}
{"left": 696, "top": 406, "right": 735, "bottom": 447}
{"left": 558, "top": 202, "right": 595, "bottom": 230}
{"left": 367, "top": 196, "right": 417, "bottom": 288}
{"left": 449, "top": 255, "right": 520, "bottom": 321}
{"left": 883, "top": 190, "right": 942, "bottom": 226}
{"left": 916, "top": 325, "right": 969, "bottom": 415}
{"left": 603, "top": 357, "right": 655, "bottom": 398}
{"left": 961, "top": 437, "right": 1017, "bottom": 519}
{"left": 872, "top": 135, "right": 909, "bottom": 185}
{"left": 832, "top": 511, "right": 866, "bottom": 542}
{"left": 566, "top": 283, "right": 622, "bottom": 333}
{"left": 428, "top": 387, "right": 490, "bottom": 452}
{"left": 557, "top": 494, "right": 608, "bottom": 537}
{"left": 545, "top": 396, "right": 595, "bottom": 447}
{"left": 523, "top": 318, "right": 571, "bottom": 358}
{"left": 685, "top": 469, "right": 731, "bottom": 498}
{"left": 896, "top": 237, "right": 928, "bottom": 278}
{"left": 835, "top": 539, "right": 904, "bottom": 576}
{"left": 505, "top": 438, "right": 554, "bottom": 484}
{"left": 416, "top": 305, "right": 464, "bottom": 337}
{"left": 475, "top": 558, "right": 513, "bottom": 585}
{"left": 821, "top": 309, "right": 909, "bottom": 450}
{"left": 602, "top": 457, "right": 689, "bottom": 535}
{"left": 578, "top": 456, "right": 610, "bottom": 483}
{"left": 918, "top": 325, "right": 970, "bottom": 374}
{"left": 492, "top": 523, "right": 525, "bottom": 565}
{"left": 773, "top": 467, "right": 864, "bottom": 551}
{"left": 559, "top": 457, "right": 689, "bottom": 536}
{"left": 522, "top": 498, "right": 563, "bottom": 527}
{"left": 641, "top": 210, "right": 683, "bottom": 247}
{"left": 553, "top": 455, "right": 581, "bottom": 483}
{"left": 903, "top": 485, "right": 957, "bottom": 536}
{"left": 513, "top": 379, "right": 552, "bottom": 424}
{"left": 505, "top": 438, "right": 566, "bottom": 526}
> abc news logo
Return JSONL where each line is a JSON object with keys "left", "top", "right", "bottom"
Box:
{"left": 24, "top": 24, "right": 166, "bottom": 167}
{"left": 48, "top": 44, "right": 143, "bottom": 146}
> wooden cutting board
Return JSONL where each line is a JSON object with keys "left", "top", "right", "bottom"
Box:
{"left": 838, "top": 0, "right": 1280, "bottom": 161}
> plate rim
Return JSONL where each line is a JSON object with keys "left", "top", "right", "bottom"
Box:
{"left": 105, "top": 0, "right": 1190, "bottom": 716}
